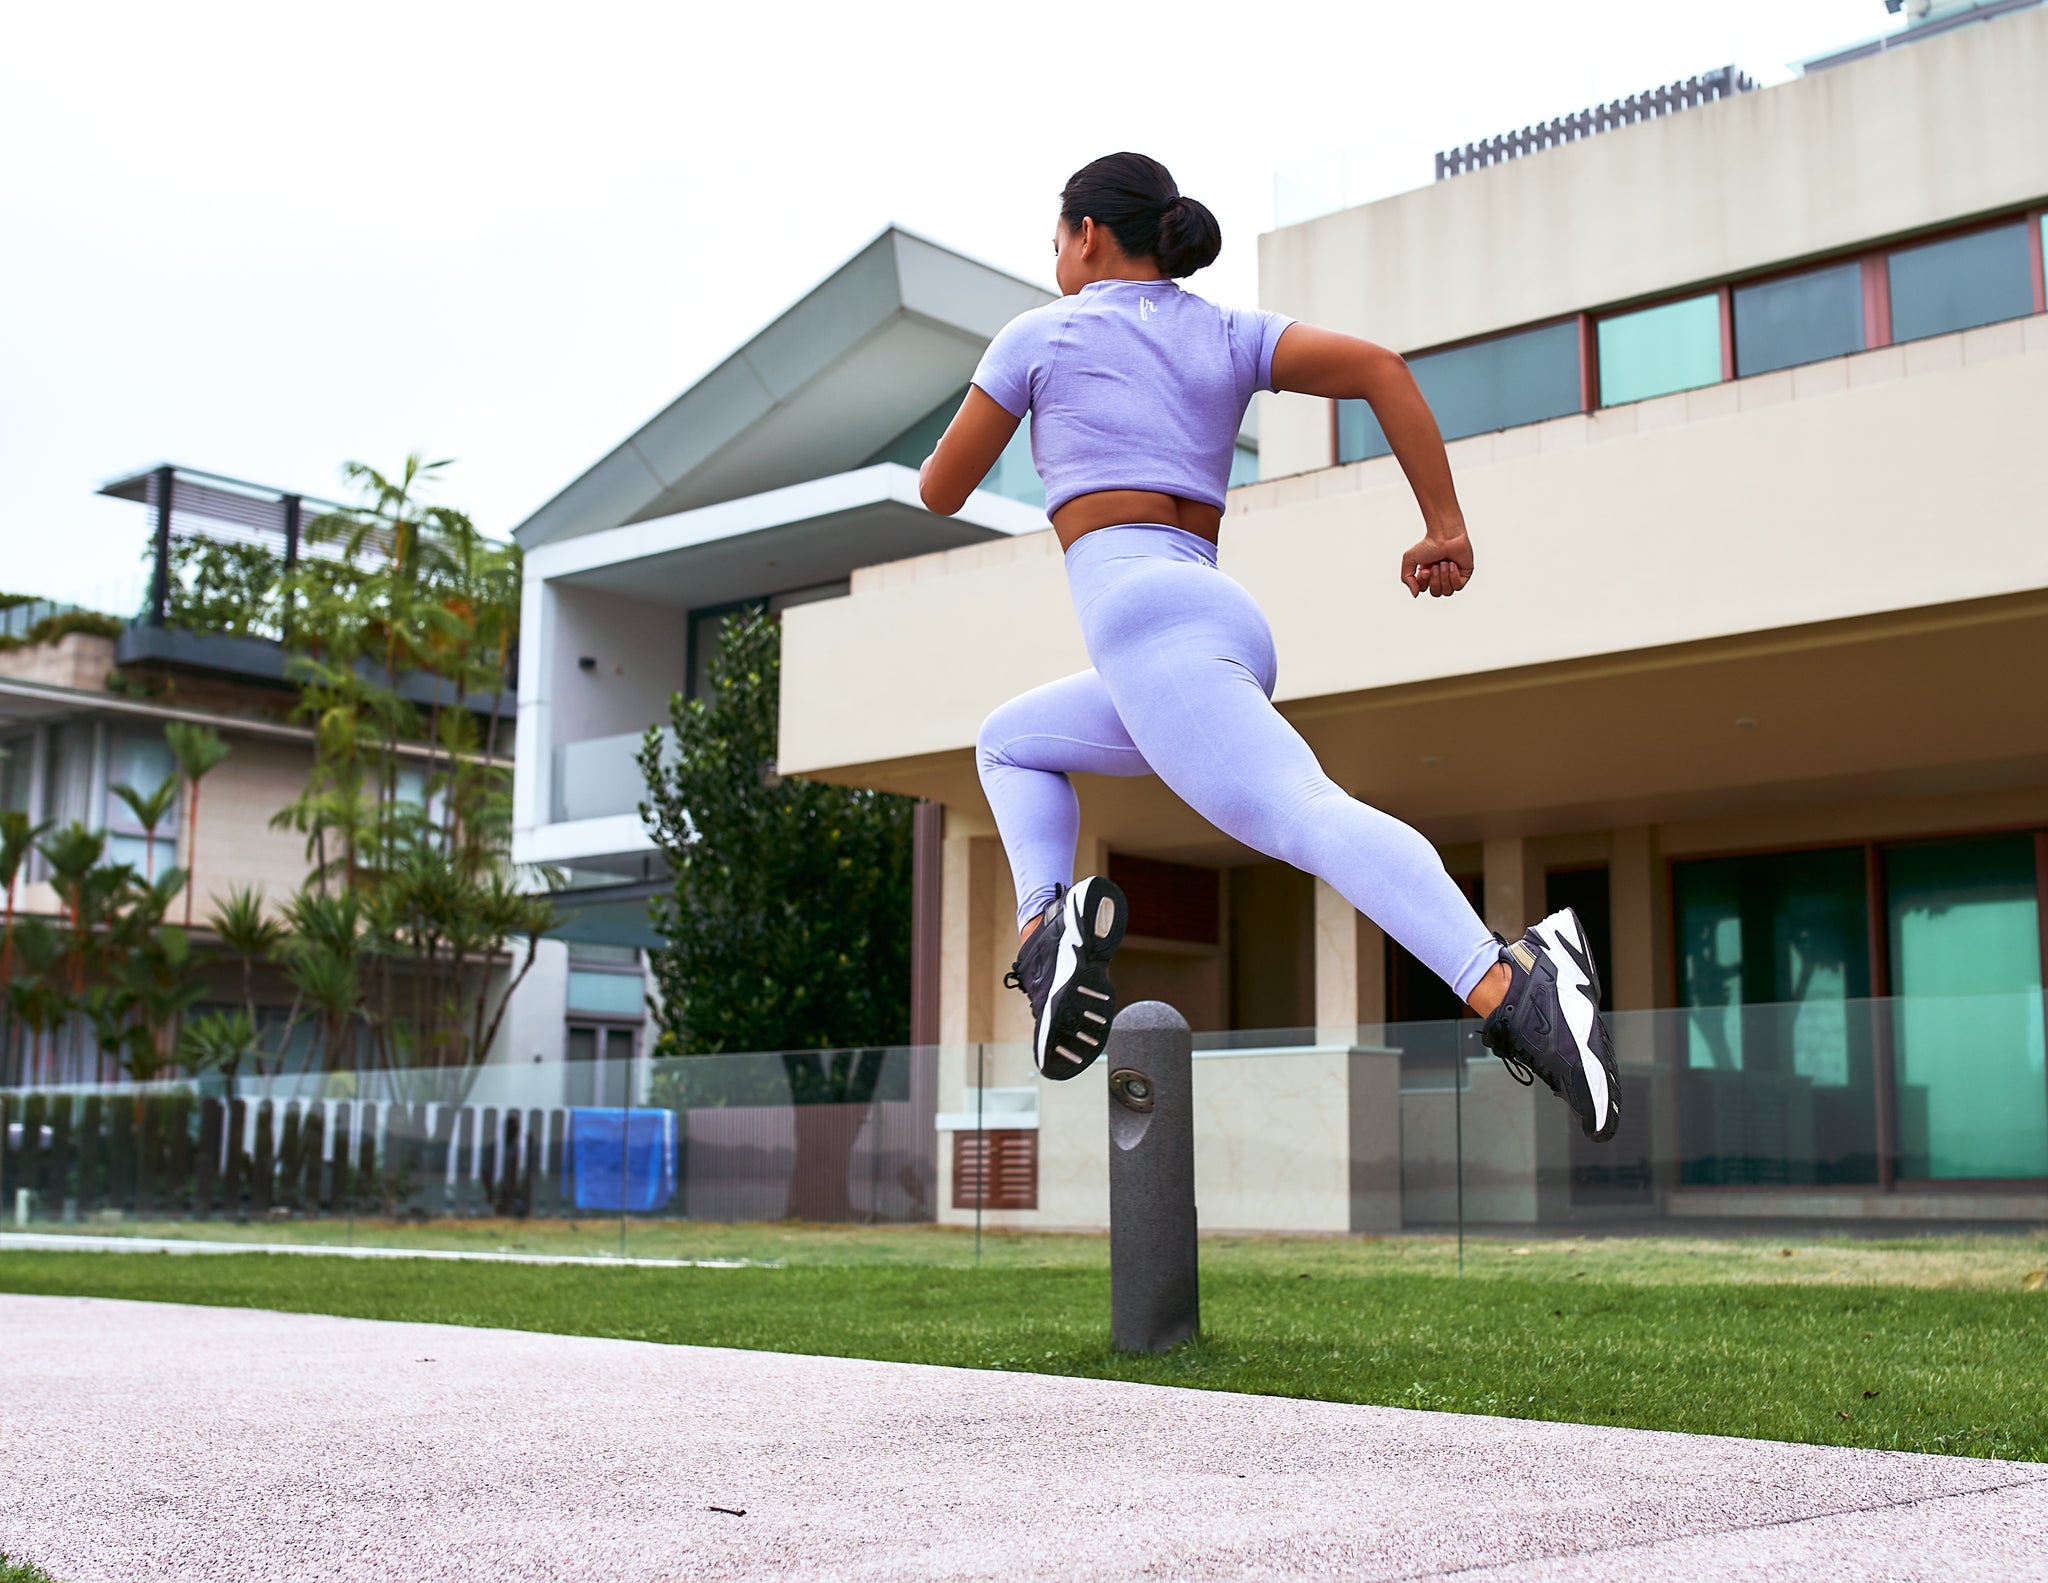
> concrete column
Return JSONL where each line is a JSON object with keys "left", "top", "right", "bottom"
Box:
{"left": 939, "top": 830, "right": 1000, "bottom": 1046}
{"left": 1314, "top": 879, "right": 1386, "bottom": 1040}
{"left": 1477, "top": 833, "right": 1571, "bottom": 1223}
{"left": 1482, "top": 835, "right": 1544, "bottom": 940}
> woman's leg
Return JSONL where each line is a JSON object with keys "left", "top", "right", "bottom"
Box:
{"left": 1085, "top": 563, "right": 1500, "bottom": 1003}
{"left": 976, "top": 670, "right": 1152, "bottom": 931}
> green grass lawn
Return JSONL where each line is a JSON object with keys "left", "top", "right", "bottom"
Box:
{"left": 5, "top": 1228, "right": 2046, "bottom": 1462}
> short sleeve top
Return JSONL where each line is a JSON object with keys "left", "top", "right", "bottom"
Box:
{"left": 970, "top": 280, "right": 1294, "bottom": 515}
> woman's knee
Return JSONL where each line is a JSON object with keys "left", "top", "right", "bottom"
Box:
{"left": 975, "top": 702, "right": 1025, "bottom": 773}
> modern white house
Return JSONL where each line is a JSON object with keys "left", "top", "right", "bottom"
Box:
{"left": 509, "top": 229, "right": 1055, "bottom": 939}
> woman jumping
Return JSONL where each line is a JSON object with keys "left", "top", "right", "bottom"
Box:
{"left": 918, "top": 152, "right": 1618, "bottom": 1142}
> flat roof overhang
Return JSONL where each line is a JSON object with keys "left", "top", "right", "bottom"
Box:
{"left": 514, "top": 228, "right": 1054, "bottom": 549}
{"left": 792, "top": 591, "right": 2048, "bottom": 860}
{"left": 529, "top": 463, "right": 1043, "bottom": 609}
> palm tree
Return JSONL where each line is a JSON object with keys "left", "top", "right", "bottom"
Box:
{"left": 0, "top": 809, "right": 51, "bottom": 981}
{"left": 5, "top": 917, "right": 71, "bottom": 1085}
{"left": 110, "top": 775, "right": 179, "bottom": 883}
{"left": 36, "top": 822, "right": 108, "bottom": 994}
{"left": 209, "top": 884, "right": 284, "bottom": 1037}
{"left": 165, "top": 721, "right": 230, "bottom": 927}
{"left": 179, "top": 1009, "right": 263, "bottom": 1089}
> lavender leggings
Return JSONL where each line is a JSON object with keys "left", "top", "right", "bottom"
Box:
{"left": 975, "top": 524, "right": 1499, "bottom": 1002}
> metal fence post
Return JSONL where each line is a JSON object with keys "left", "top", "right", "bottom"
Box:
{"left": 1107, "top": 1001, "right": 1198, "bottom": 1353}
{"left": 148, "top": 465, "right": 174, "bottom": 626}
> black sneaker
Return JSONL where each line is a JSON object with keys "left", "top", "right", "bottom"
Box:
{"left": 1003, "top": 876, "right": 1128, "bottom": 1079}
{"left": 1479, "top": 907, "right": 1620, "bottom": 1141}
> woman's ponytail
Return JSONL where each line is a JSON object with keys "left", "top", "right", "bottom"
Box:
{"left": 1060, "top": 153, "right": 1222, "bottom": 278}
{"left": 1153, "top": 194, "right": 1222, "bottom": 278}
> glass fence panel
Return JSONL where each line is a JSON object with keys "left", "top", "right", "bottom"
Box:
{"left": 622, "top": 1045, "right": 943, "bottom": 1257}
{"left": 6, "top": 996, "right": 2040, "bottom": 1258}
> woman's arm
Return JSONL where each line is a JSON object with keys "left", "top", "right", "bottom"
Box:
{"left": 918, "top": 387, "right": 1023, "bottom": 516}
{"left": 1268, "top": 324, "right": 1471, "bottom": 599}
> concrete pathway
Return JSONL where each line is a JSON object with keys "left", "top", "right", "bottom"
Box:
{"left": 1, "top": 1294, "right": 2043, "bottom": 1582}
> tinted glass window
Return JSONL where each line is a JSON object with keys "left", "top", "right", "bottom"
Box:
{"left": 1597, "top": 294, "right": 1721, "bottom": 406}
{"left": 1336, "top": 320, "right": 1580, "bottom": 463}
{"left": 1734, "top": 263, "right": 1864, "bottom": 377}
{"left": 1887, "top": 223, "right": 2032, "bottom": 345}
{"left": 869, "top": 386, "right": 1045, "bottom": 510}
{"left": 1886, "top": 835, "right": 2045, "bottom": 1180}
{"left": 1673, "top": 848, "right": 1877, "bottom": 1187}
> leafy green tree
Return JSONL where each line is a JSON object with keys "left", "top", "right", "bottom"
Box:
{"left": 638, "top": 604, "right": 914, "bottom": 1060}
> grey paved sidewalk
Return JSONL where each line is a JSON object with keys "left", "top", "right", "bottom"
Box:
{"left": 1, "top": 1295, "right": 2043, "bottom": 1582}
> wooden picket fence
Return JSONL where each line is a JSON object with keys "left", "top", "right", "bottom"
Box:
{"left": 1, "top": 1089, "right": 936, "bottom": 1226}
{"left": 0, "top": 1091, "right": 577, "bottom": 1222}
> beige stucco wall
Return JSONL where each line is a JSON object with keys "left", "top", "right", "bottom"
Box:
{"left": 187, "top": 734, "right": 321, "bottom": 916}
{"left": 0, "top": 634, "right": 117, "bottom": 692}
{"left": 935, "top": 1041, "right": 1401, "bottom": 1235}
{"left": 1256, "top": 11, "right": 2048, "bottom": 478}
{"left": 781, "top": 316, "right": 2048, "bottom": 782}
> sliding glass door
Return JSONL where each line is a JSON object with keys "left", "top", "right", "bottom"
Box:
{"left": 1886, "top": 836, "right": 2047, "bottom": 1181}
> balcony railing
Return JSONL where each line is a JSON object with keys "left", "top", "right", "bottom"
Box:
{"left": 553, "top": 728, "right": 676, "bottom": 824}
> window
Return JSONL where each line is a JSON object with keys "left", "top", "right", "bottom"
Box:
{"left": 1337, "top": 321, "right": 1581, "bottom": 463}
{"left": 1733, "top": 263, "right": 1864, "bottom": 377}
{"left": 1885, "top": 836, "right": 2045, "bottom": 1181}
{"left": 1673, "top": 849, "right": 1877, "bottom": 1186}
{"left": 1888, "top": 222, "right": 2033, "bottom": 345}
{"left": 103, "top": 730, "right": 180, "bottom": 879}
{"left": 1597, "top": 294, "right": 1721, "bottom": 406}
{"left": 565, "top": 1024, "right": 636, "bottom": 1108}
{"left": 567, "top": 968, "right": 646, "bottom": 1019}
{"left": 868, "top": 386, "right": 1046, "bottom": 510}
{"left": 0, "top": 732, "right": 34, "bottom": 814}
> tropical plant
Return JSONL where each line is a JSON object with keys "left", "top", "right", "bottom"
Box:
{"left": 110, "top": 775, "right": 179, "bottom": 883}
{"left": 208, "top": 885, "right": 284, "bottom": 1035}
{"left": 165, "top": 722, "right": 230, "bottom": 927}
{"left": 163, "top": 537, "right": 285, "bottom": 639}
{"left": 36, "top": 822, "right": 113, "bottom": 993}
{"left": 4, "top": 917, "right": 72, "bottom": 1082}
{"left": 263, "top": 456, "right": 544, "bottom": 1087}
{"left": 0, "top": 809, "right": 49, "bottom": 978}
{"left": 178, "top": 1009, "right": 263, "bottom": 1085}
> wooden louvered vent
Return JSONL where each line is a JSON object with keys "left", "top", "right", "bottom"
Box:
{"left": 952, "top": 1129, "right": 1038, "bottom": 1211}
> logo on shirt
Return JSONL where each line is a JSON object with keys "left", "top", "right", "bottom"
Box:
{"left": 1140, "top": 298, "right": 1158, "bottom": 321}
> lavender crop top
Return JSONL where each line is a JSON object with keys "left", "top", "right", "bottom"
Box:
{"left": 970, "top": 279, "right": 1295, "bottom": 516}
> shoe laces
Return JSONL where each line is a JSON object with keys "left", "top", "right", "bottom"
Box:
{"left": 1495, "top": 1050, "right": 1536, "bottom": 1087}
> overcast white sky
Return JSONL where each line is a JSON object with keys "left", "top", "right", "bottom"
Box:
{"left": 1, "top": 0, "right": 1888, "bottom": 612}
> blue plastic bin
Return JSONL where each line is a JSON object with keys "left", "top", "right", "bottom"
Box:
{"left": 568, "top": 1107, "right": 677, "bottom": 1212}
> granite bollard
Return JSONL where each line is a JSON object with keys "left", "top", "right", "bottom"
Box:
{"left": 1106, "top": 1000, "right": 1199, "bottom": 1353}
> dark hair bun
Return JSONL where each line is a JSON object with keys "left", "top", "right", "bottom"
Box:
{"left": 1059, "top": 153, "right": 1224, "bottom": 277}
{"left": 1154, "top": 194, "right": 1222, "bottom": 278}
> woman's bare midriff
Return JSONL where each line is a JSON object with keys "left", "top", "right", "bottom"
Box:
{"left": 1051, "top": 490, "right": 1221, "bottom": 550}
